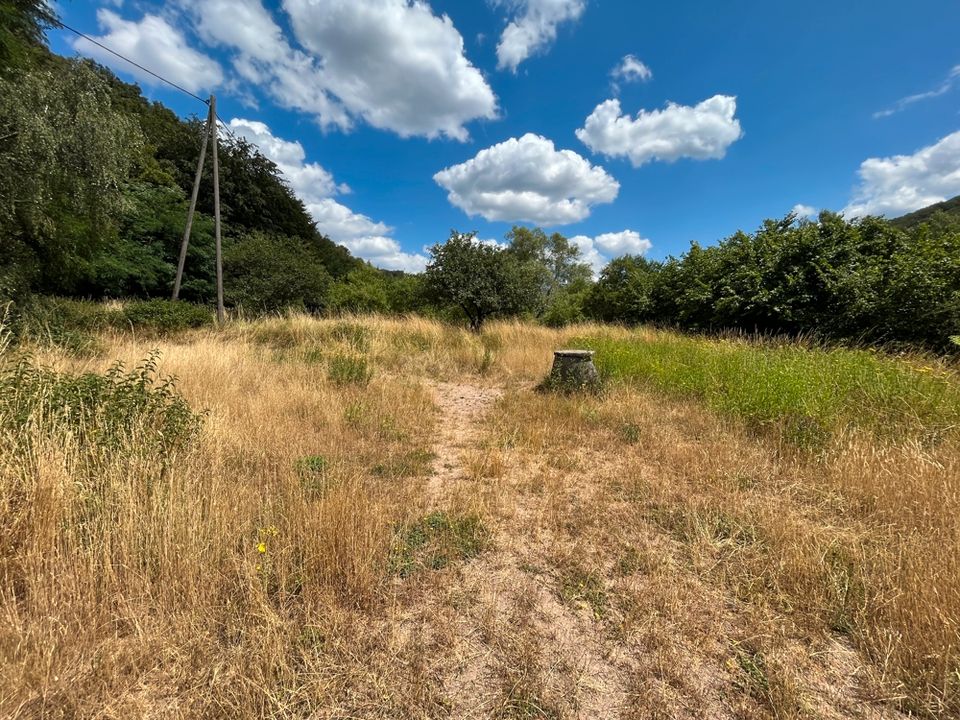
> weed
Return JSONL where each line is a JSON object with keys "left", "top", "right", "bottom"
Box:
{"left": 390, "top": 511, "right": 489, "bottom": 577}
{"left": 327, "top": 352, "right": 372, "bottom": 386}
{"left": 734, "top": 645, "right": 771, "bottom": 700}
{"left": 296, "top": 455, "right": 334, "bottom": 496}
{"left": 619, "top": 422, "right": 641, "bottom": 444}
{"left": 557, "top": 566, "right": 607, "bottom": 618}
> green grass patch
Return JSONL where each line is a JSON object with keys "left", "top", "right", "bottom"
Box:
{"left": 576, "top": 333, "right": 960, "bottom": 446}
{"left": 390, "top": 511, "right": 488, "bottom": 577}
{"left": 370, "top": 449, "right": 436, "bottom": 479}
{"left": 557, "top": 566, "right": 607, "bottom": 618}
{"left": 327, "top": 352, "right": 372, "bottom": 386}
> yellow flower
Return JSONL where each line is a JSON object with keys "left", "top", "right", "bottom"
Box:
{"left": 257, "top": 542, "right": 267, "bottom": 554}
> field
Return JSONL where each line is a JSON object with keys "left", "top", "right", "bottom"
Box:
{"left": 2, "top": 313, "right": 958, "bottom": 719}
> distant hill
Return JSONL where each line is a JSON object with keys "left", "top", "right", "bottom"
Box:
{"left": 891, "top": 195, "right": 960, "bottom": 229}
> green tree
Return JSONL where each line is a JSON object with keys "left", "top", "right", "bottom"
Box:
{"left": 327, "top": 264, "right": 390, "bottom": 314}
{"left": 224, "top": 232, "right": 332, "bottom": 312}
{"left": 0, "top": 59, "right": 142, "bottom": 299}
{"left": 0, "top": 0, "right": 55, "bottom": 71}
{"left": 426, "top": 231, "right": 542, "bottom": 332}
{"left": 584, "top": 255, "right": 661, "bottom": 324}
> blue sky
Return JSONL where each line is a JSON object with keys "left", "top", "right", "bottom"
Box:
{"left": 49, "top": 0, "right": 960, "bottom": 272}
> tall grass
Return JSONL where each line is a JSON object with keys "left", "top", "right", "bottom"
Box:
{"left": 580, "top": 333, "right": 960, "bottom": 446}
{"left": 3, "top": 313, "right": 958, "bottom": 717}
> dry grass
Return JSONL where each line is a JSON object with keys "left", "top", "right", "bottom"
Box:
{"left": 1, "top": 313, "right": 957, "bottom": 718}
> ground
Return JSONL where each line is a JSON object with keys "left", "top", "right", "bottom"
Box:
{"left": 2, "top": 315, "right": 956, "bottom": 719}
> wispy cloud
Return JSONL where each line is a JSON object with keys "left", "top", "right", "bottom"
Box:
{"left": 874, "top": 64, "right": 960, "bottom": 119}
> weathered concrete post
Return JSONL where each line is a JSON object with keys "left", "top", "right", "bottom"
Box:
{"left": 542, "top": 349, "right": 601, "bottom": 393}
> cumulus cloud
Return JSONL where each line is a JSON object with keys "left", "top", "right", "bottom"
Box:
{"left": 283, "top": 0, "right": 497, "bottom": 139}
{"left": 611, "top": 54, "right": 652, "bottom": 87}
{"left": 229, "top": 119, "right": 427, "bottom": 272}
{"left": 433, "top": 133, "right": 620, "bottom": 225}
{"left": 72, "top": 9, "right": 223, "bottom": 94}
{"left": 570, "top": 230, "right": 653, "bottom": 275}
{"left": 576, "top": 95, "right": 743, "bottom": 167}
{"left": 495, "top": 0, "right": 586, "bottom": 72}
{"left": 843, "top": 130, "right": 960, "bottom": 218}
{"left": 175, "top": 0, "right": 496, "bottom": 140}
{"left": 791, "top": 204, "right": 817, "bottom": 220}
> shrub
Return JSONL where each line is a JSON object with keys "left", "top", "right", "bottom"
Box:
{"left": 0, "top": 349, "right": 202, "bottom": 464}
{"left": 121, "top": 299, "right": 213, "bottom": 333}
{"left": 14, "top": 297, "right": 116, "bottom": 354}
{"left": 327, "top": 353, "right": 372, "bottom": 386}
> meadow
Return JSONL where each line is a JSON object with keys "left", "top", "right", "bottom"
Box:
{"left": 1, "top": 312, "right": 958, "bottom": 719}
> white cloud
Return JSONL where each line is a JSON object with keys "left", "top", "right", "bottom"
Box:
{"left": 495, "top": 0, "right": 586, "bottom": 72}
{"left": 229, "top": 118, "right": 348, "bottom": 198}
{"left": 229, "top": 118, "right": 427, "bottom": 272}
{"left": 791, "top": 204, "right": 817, "bottom": 220}
{"left": 174, "top": 0, "right": 497, "bottom": 140}
{"left": 844, "top": 130, "right": 960, "bottom": 218}
{"left": 576, "top": 95, "right": 743, "bottom": 167}
{"left": 570, "top": 230, "right": 653, "bottom": 275}
{"left": 433, "top": 133, "right": 619, "bottom": 225}
{"left": 282, "top": 0, "right": 497, "bottom": 139}
{"left": 612, "top": 54, "right": 652, "bottom": 84}
{"left": 72, "top": 9, "right": 223, "bottom": 94}
{"left": 874, "top": 65, "right": 960, "bottom": 119}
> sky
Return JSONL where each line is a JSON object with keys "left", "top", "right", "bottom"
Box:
{"left": 49, "top": 0, "right": 960, "bottom": 274}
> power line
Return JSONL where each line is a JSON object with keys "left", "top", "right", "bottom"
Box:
{"left": 56, "top": 20, "right": 210, "bottom": 105}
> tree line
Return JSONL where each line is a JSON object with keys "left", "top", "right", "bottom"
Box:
{"left": 2, "top": 2, "right": 958, "bottom": 350}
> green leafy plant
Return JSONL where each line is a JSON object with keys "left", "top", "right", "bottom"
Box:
{"left": 327, "top": 352, "right": 372, "bottom": 386}
{"left": 121, "top": 300, "right": 213, "bottom": 333}
{"left": 389, "top": 512, "right": 488, "bottom": 577}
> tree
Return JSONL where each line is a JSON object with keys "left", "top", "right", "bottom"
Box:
{"left": 327, "top": 264, "right": 390, "bottom": 314}
{"left": 426, "top": 231, "right": 542, "bottom": 332}
{"left": 224, "top": 232, "right": 332, "bottom": 312}
{"left": 0, "top": 0, "right": 55, "bottom": 71}
{"left": 0, "top": 59, "right": 142, "bottom": 299}
{"left": 584, "top": 255, "right": 661, "bottom": 324}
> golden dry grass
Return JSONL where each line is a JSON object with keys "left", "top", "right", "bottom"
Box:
{"left": 1, "top": 313, "right": 957, "bottom": 718}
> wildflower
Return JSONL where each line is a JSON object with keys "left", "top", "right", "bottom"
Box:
{"left": 257, "top": 542, "right": 267, "bottom": 554}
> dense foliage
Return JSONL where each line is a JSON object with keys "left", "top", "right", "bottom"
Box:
{"left": 425, "top": 231, "right": 544, "bottom": 331}
{"left": 584, "top": 211, "right": 960, "bottom": 350}
{"left": 0, "top": 5, "right": 361, "bottom": 313}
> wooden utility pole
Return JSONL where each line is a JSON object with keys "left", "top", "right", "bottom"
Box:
{"left": 210, "top": 94, "right": 225, "bottom": 323}
{"left": 172, "top": 101, "right": 213, "bottom": 301}
{"left": 171, "top": 93, "right": 225, "bottom": 323}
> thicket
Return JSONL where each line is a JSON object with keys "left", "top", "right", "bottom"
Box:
{"left": 0, "top": 3, "right": 361, "bottom": 313}
{"left": 584, "top": 212, "right": 960, "bottom": 351}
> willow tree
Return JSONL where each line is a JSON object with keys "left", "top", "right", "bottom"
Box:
{"left": 0, "top": 59, "right": 142, "bottom": 298}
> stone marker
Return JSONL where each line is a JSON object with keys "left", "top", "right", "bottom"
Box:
{"left": 542, "top": 349, "right": 601, "bottom": 393}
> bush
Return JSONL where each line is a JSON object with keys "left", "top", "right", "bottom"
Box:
{"left": 121, "top": 299, "right": 213, "bottom": 333}
{"left": 13, "top": 297, "right": 117, "bottom": 355}
{"left": 224, "top": 232, "right": 332, "bottom": 312}
{"left": 327, "top": 352, "right": 372, "bottom": 386}
{"left": 0, "top": 349, "right": 202, "bottom": 463}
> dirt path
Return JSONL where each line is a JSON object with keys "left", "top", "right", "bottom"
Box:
{"left": 424, "top": 381, "right": 503, "bottom": 503}
{"left": 420, "top": 381, "right": 631, "bottom": 718}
